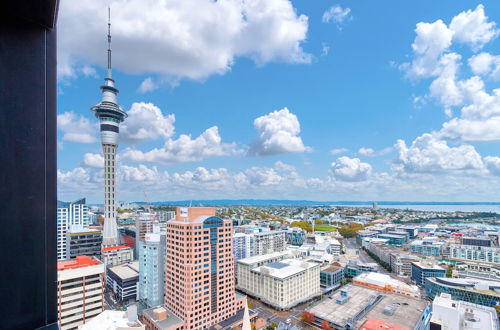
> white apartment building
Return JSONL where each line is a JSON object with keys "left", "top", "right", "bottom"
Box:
{"left": 233, "top": 230, "right": 287, "bottom": 260}
{"left": 431, "top": 293, "right": 499, "bottom": 330}
{"left": 252, "top": 230, "right": 287, "bottom": 255}
{"left": 57, "top": 256, "right": 104, "bottom": 330}
{"left": 237, "top": 253, "right": 320, "bottom": 310}
{"left": 57, "top": 198, "right": 89, "bottom": 260}
{"left": 450, "top": 244, "right": 500, "bottom": 263}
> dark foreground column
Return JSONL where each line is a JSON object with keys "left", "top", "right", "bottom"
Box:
{"left": 0, "top": 1, "right": 59, "bottom": 329}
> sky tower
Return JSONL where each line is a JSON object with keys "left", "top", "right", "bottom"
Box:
{"left": 91, "top": 8, "right": 127, "bottom": 247}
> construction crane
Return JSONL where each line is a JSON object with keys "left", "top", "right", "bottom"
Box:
{"left": 143, "top": 191, "right": 157, "bottom": 222}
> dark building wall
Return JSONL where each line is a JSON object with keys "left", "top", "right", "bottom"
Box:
{"left": 0, "top": 1, "right": 59, "bottom": 328}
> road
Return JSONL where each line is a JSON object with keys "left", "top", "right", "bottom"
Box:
{"left": 246, "top": 294, "right": 320, "bottom": 329}
{"left": 343, "top": 238, "right": 390, "bottom": 274}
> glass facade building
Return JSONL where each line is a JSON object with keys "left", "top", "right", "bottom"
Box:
{"left": 138, "top": 232, "right": 166, "bottom": 308}
{"left": 425, "top": 277, "right": 500, "bottom": 307}
{"left": 285, "top": 227, "right": 306, "bottom": 246}
{"left": 411, "top": 262, "right": 446, "bottom": 287}
{"left": 320, "top": 265, "right": 344, "bottom": 289}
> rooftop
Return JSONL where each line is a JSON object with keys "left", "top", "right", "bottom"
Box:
{"left": 142, "top": 306, "right": 184, "bottom": 330}
{"left": 237, "top": 251, "right": 290, "bottom": 265}
{"left": 412, "top": 262, "right": 445, "bottom": 270}
{"left": 79, "top": 310, "right": 144, "bottom": 329}
{"left": 432, "top": 293, "right": 499, "bottom": 330}
{"left": 308, "top": 285, "right": 428, "bottom": 329}
{"left": 253, "top": 258, "right": 318, "bottom": 280}
{"left": 360, "top": 318, "right": 409, "bottom": 330}
{"left": 108, "top": 261, "right": 140, "bottom": 280}
{"left": 430, "top": 277, "right": 500, "bottom": 295}
{"left": 102, "top": 245, "right": 132, "bottom": 252}
{"left": 57, "top": 256, "right": 101, "bottom": 271}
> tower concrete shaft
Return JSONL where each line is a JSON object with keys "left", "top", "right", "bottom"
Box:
{"left": 91, "top": 8, "right": 127, "bottom": 247}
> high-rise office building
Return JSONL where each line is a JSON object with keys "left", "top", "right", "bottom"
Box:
{"left": 57, "top": 256, "right": 105, "bottom": 330}
{"left": 57, "top": 198, "right": 89, "bottom": 260}
{"left": 165, "top": 207, "right": 247, "bottom": 329}
{"left": 91, "top": 9, "right": 127, "bottom": 248}
{"left": 139, "top": 231, "right": 166, "bottom": 308}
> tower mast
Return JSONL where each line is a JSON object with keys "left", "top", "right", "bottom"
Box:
{"left": 91, "top": 7, "right": 127, "bottom": 247}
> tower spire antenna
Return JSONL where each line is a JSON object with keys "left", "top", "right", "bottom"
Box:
{"left": 107, "top": 6, "right": 112, "bottom": 79}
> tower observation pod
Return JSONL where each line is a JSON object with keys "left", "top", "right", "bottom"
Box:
{"left": 91, "top": 8, "right": 127, "bottom": 247}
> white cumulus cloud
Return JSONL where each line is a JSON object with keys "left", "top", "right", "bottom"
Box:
{"left": 468, "top": 52, "right": 500, "bottom": 80}
{"left": 120, "top": 102, "right": 175, "bottom": 144}
{"left": 484, "top": 156, "right": 500, "bottom": 176}
{"left": 58, "top": 0, "right": 310, "bottom": 81}
{"left": 121, "top": 126, "right": 238, "bottom": 164}
{"left": 249, "top": 107, "right": 309, "bottom": 156}
{"left": 449, "top": 4, "right": 498, "bottom": 51}
{"left": 394, "top": 133, "right": 484, "bottom": 173}
{"left": 330, "top": 157, "right": 372, "bottom": 182}
{"left": 82, "top": 153, "right": 104, "bottom": 168}
{"left": 57, "top": 111, "right": 98, "bottom": 143}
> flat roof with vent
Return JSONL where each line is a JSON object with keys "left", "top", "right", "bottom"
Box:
{"left": 307, "top": 284, "right": 428, "bottom": 329}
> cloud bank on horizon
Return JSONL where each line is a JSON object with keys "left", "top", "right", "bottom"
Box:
{"left": 56, "top": 1, "right": 500, "bottom": 202}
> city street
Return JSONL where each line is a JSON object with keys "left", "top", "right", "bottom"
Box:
{"left": 343, "top": 238, "right": 390, "bottom": 274}
{"left": 246, "top": 294, "right": 320, "bottom": 329}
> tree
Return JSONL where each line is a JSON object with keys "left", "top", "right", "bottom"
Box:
{"left": 300, "top": 311, "right": 315, "bottom": 323}
{"left": 321, "top": 320, "right": 334, "bottom": 330}
{"left": 291, "top": 221, "right": 312, "bottom": 232}
{"left": 446, "top": 264, "right": 453, "bottom": 278}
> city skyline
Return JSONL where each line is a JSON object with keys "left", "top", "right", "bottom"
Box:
{"left": 57, "top": 1, "right": 500, "bottom": 202}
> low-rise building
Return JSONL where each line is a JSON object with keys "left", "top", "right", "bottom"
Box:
{"left": 237, "top": 257, "right": 320, "bottom": 310}
{"left": 346, "top": 260, "right": 378, "bottom": 277}
{"left": 455, "top": 261, "right": 500, "bottom": 281}
{"left": 141, "top": 306, "right": 184, "bottom": 330}
{"left": 450, "top": 244, "right": 500, "bottom": 263}
{"left": 306, "top": 284, "right": 430, "bottom": 330}
{"left": 424, "top": 277, "right": 500, "bottom": 307}
{"left": 102, "top": 245, "right": 133, "bottom": 267}
{"left": 396, "top": 225, "right": 419, "bottom": 239}
{"left": 410, "top": 239, "right": 443, "bottom": 256}
{"left": 57, "top": 256, "right": 104, "bottom": 330}
{"left": 461, "top": 236, "right": 495, "bottom": 247}
{"left": 430, "top": 293, "right": 499, "bottom": 330}
{"left": 356, "top": 230, "right": 378, "bottom": 245}
{"left": 390, "top": 253, "right": 420, "bottom": 276}
{"left": 411, "top": 262, "right": 446, "bottom": 287}
{"left": 377, "top": 234, "right": 407, "bottom": 246}
{"left": 107, "top": 261, "right": 140, "bottom": 303}
{"left": 353, "top": 272, "right": 420, "bottom": 299}
{"left": 320, "top": 264, "right": 345, "bottom": 290}
{"left": 285, "top": 227, "right": 306, "bottom": 246}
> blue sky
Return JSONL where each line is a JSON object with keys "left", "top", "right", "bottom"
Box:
{"left": 57, "top": 0, "right": 500, "bottom": 202}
